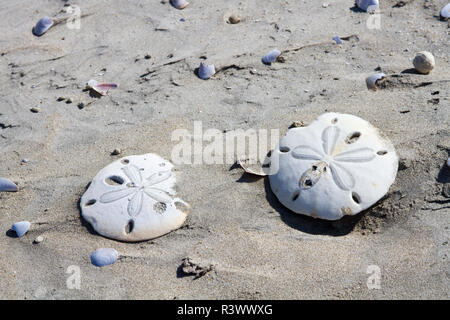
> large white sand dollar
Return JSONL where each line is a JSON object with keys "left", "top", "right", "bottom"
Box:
{"left": 268, "top": 113, "right": 398, "bottom": 220}
{"left": 81, "top": 153, "right": 189, "bottom": 241}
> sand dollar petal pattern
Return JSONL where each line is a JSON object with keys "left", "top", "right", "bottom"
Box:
{"left": 81, "top": 153, "right": 190, "bottom": 242}
{"left": 268, "top": 113, "right": 398, "bottom": 220}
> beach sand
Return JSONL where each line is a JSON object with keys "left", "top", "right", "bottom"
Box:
{"left": 0, "top": 0, "right": 449, "bottom": 299}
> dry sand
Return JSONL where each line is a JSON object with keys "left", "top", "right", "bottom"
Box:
{"left": 0, "top": 0, "right": 449, "bottom": 299}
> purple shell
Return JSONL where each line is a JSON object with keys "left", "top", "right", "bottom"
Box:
{"left": 32, "top": 17, "right": 54, "bottom": 36}
{"left": 0, "top": 177, "right": 18, "bottom": 192}
{"left": 12, "top": 221, "right": 30, "bottom": 238}
{"left": 333, "top": 36, "right": 343, "bottom": 44}
{"left": 170, "top": 0, "right": 189, "bottom": 10}
{"left": 441, "top": 3, "right": 450, "bottom": 19}
{"left": 198, "top": 62, "right": 216, "bottom": 80}
{"left": 90, "top": 248, "right": 119, "bottom": 267}
{"left": 356, "top": 0, "right": 379, "bottom": 13}
{"left": 262, "top": 49, "right": 281, "bottom": 65}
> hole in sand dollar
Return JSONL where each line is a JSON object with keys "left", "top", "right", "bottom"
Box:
{"left": 262, "top": 162, "right": 271, "bottom": 168}
{"left": 331, "top": 118, "right": 338, "bottom": 124}
{"left": 85, "top": 199, "right": 96, "bottom": 207}
{"left": 345, "top": 132, "right": 361, "bottom": 144}
{"left": 351, "top": 192, "right": 361, "bottom": 204}
{"left": 292, "top": 191, "right": 300, "bottom": 201}
{"left": 125, "top": 219, "right": 134, "bottom": 234}
{"left": 105, "top": 175, "right": 125, "bottom": 186}
{"left": 121, "top": 159, "right": 130, "bottom": 165}
{"left": 377, "top": 150, "right": 388, "bottom": 156}
{"left": 153, "top": 202, "right": 167, "bottom": 214}
{"left": 279, "top": 146, "right": 290, "bottom": 153}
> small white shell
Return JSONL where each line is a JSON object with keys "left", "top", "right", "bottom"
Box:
{"left": 198, "top": 62, "right": 215, "bottom": 80}
{"left": 170, "top": 0, "right": 189, "bottom": 10}
{"left": 32, "top": 17, "right": 54, "bottom": 36}
{"left": 0, "top": 178, "right": 18, "bottom": 192}
{"left": 81, "top": 153, "right": 189, "bottom": 242}
{"left": 356, "top": 0, "right": 379, "bottom": 13}
{"left": 268, "top": 113, "right": 398, "bottom": 220}
{"left": 440, "top": 3, "right": 450, "bottom": 19}
{"left": 413, "top": 51, "right": 435, "bottom": 74}
{"left": 365, "top": 73, "right": 385, "bottom": 91}
{"left": 90, "top": 248, "right": 118, "bottom": 267}
{"left": 12, "top": 221, "right": 31, "bottom": 238}
{"left": 262, "top": 49, "right": 282, "bottom": 64}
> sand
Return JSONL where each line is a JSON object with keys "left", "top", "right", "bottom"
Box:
{"left": 0, "top": 0, "right": 449, "bottom": 299}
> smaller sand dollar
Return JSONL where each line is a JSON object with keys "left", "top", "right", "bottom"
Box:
{"left": 268, "top": 113, "right": 398, "bottom": 220}
{"left": 81, "top": 153, "right": 189, "bottom": 242}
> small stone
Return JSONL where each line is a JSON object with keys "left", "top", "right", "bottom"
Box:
{"left": 30, "top": 107, "right": 40, "bottom": 113}
{"left": 34, "top": 235, "right": 44, "bottom": 244}
{"left": 21, "top": 159, "right": 28, "bottom": 164}
{"left": 57, "top": 96, "right": 65, "bottom": 102}
{"left": 144, "top": 54, "right": 151, "bottom": 60}
{"left": 111, "top": 148, "right": 122, "bottom": 156}
{"left": 413, "top": 51, "right": 435, "bottom": 74}
{"left": 77, "top": 102, "right": 85, "bottom": 109}
{"left": 65, "top": 98, "right": 73, "bottom": 104}
{"left": 228, "top": 14, "right": 240, "bottom": 24}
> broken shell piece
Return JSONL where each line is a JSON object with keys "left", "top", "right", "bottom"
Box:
{"left": 0, "top": 178, "right": 18, "bottom": 192}
{"left": 333, "top": 36, "right": 343, "bottom": 44}
{"left": 170, "top": 0, "right": 189, "bottom": 9}
{"left": 198, "top": 62, "right": 216, "bottom": 80}
{"left": 413, "top": 51, "right": 435, "bottom": 74}
{"left": 268, "top": 113, "right": 398, "bottom": 220}
{"left": 365, "top": 73, "right": 385, "bottom": 91}
{"left": 86, "top": 80, "right": 118, "bottom": 96}
{"left": 262, "top": 49, "right": 282, "bottom": 65}
{"left": 32, "top": 17, "right": 54, "bottom": 36}
{"left": 81, "top": 153, "right": 189, "bottom": 242}
{"left": 440, "top": 3, "right": 450, "bottom": 20}
{"left": 12, "top": 221, "right": 31, "bottom": 238}
{"left": 90, "top": 248, "right": 118, "bottom": 267}
{"left": 238, "top": 157, "right": 268, "bottom": 177}
{"left": 356, "top": 0, "right": 379, "bottom": 13}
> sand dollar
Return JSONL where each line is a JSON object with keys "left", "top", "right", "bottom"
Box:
{"left": 81, "top": 153, "right": 189, "bottom": 241}
{"left": 268, "top": 113, "right": 398, "bottom": 220}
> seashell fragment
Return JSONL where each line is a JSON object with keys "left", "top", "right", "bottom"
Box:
{"left": 32, "top": 17, "right": 54, "bottom": 36}
{"left": 356, "top": 0, "right": 379, "bottom": 13}
{"left": 81, "top": 153, "right": 189, "bottom": 242}
{"left": 262, "top": 49, "right": 282, "bottom": 65}
{"left": 198, "top": 62, "right": 216, "bottom": 80}
{"left": 440, "top": 3, "right": 450, "bottom": 20}
{"left": 170, "top": 0, "right": 189, "bottom": 10}
{"left": 268, "top": 113, "right": 398, "bottom": 220}
{"left": 12, "top": 221, "right": 31, "bottom": 238}
{"left": 90, "top": 248, "right": 118, "bottom": 267}
{"left": 365, "top": 73, "right": 385, "bottom": 91}
{"left": 413, "top": 51, "right": 435, "bottom": 74}
{"left": 0, "top": 178, "right": 18, "bottom": 192}
{"left": 86, "top": 80, "right": 118, "bottom": 96}
{"left": 238, "top": 157, "right": 268, "bottom": 177}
